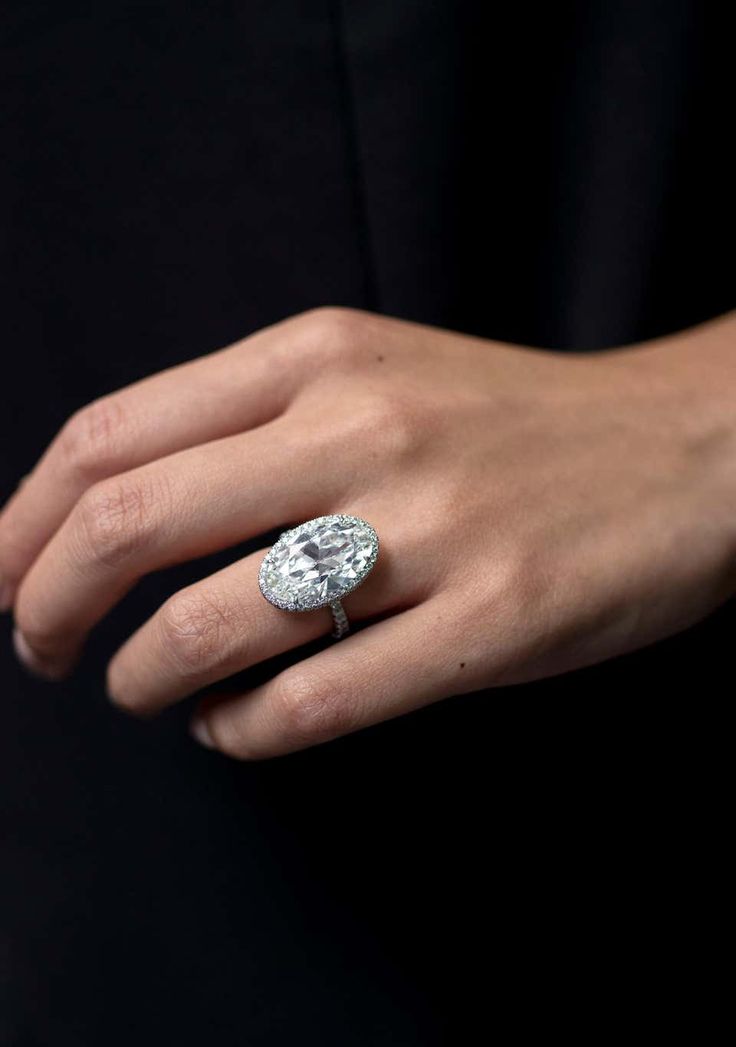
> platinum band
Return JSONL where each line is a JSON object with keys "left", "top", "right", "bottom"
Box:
{"left": 329, "top": 600, "right": 350, "bottom": 640}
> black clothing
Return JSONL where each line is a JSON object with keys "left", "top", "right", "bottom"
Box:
{"left": 1, "top": 3, "right": 732, "bottom": 1044}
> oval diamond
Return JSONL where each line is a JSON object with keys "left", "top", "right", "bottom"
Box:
{"left": 258, "top": 514, "right": 379, "bottom": 612}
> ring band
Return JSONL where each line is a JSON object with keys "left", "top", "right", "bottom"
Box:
{"left": 258, "top": 514, "right": 379, "bottom": 641}
{"left": 329, "top": 600, "right": 350, "bottom": 639}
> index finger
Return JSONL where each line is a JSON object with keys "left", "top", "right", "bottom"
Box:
{"left": 0, "top": 309, "right": 331, "bottom": 606}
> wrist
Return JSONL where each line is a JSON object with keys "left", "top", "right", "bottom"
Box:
{"left": 596, "top": 312, "right": 736, "bottom": 569}
{"left": 600, "top": 311, "right": 736, "bottom": 410}
{"left": 584, "top": 311, "right": 736, "bottom": 440}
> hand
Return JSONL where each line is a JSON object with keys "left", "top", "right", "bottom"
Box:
{"left": 2, "top": 307, "right": 736, "bottom": 759}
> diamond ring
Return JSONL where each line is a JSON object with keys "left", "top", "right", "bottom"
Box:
{"left": 258, "top": 514, "right": 380, "bottom": 639}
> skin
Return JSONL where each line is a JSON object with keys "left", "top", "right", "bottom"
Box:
{"left": 1, "top": 306, "right": 736, "bottom": 760}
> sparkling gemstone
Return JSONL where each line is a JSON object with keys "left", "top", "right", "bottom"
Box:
{"left": 259, "top": 515, "right": 379, "bottom": 611}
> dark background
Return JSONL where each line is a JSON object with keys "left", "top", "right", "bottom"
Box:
{"left": 1, "top": 2, "right": 733, "bottom": 1043}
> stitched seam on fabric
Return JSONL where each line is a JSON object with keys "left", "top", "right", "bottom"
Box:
{"left": 329, "top": 0, "right": 380, "bottom": 312}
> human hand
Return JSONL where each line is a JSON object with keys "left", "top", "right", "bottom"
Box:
{"left": 2, "top": 307, "right": 735, "bottom": 758}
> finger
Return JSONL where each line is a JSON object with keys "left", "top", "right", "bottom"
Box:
{"left": 105, "top": 536, "right": 412, "bottom": 716}
{"left": 0, "top": 309, "right": 330, "bottom": 601}
{"left": 188, "top": 596, "right": 456, "bottom": 760}
{"left": 12, "top": 415, "right": 352, "bottom": 676}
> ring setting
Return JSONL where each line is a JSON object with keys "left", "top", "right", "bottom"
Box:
{"left": 258, "top": 514, "right": 379, "bottom": 639}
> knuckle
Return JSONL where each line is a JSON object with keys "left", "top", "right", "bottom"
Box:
{"left": 455, "top": 550, "right": 558, "bottom": 688}
{"left": 75, "top": 474, "right": 163, "bottom": 568}
{"left": 295, "top": 306, "right": 369, "bottom": 365}
{"left": 501, "top": 544, "right": 556, "bottom": 609}
{"left": 157, "top": 589, "right": 235, "bottom": 675}
{"left": 58, "top": 396, "right": 129, "bottom": 479}
{"left": 353, "top": 391, "right": 433, "bottom": 460}
{"left": 272, "top": 668, "right": 356, "bottom": 748}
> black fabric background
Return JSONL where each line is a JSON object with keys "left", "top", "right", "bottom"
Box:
{"left": 1, "top": 3, "right": 733, "bottom": 1043}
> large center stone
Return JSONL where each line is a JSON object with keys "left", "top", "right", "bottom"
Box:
{"left": 260, "top": 515, "right": 378, "bottom": 610}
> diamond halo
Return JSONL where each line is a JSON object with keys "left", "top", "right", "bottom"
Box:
{"left": 258, "top": 514, "right": 380, "bottom": 615}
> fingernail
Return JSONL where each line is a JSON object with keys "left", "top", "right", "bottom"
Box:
{"left": 190, "top": 715, "right": 215, "bottom": 750}
{"left": 12, "top": 628, "right": 70, "bottom": 681}
{"left": 0, "top": 579, "right": 14, "bottom": 613}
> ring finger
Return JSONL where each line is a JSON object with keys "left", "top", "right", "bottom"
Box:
{"left": 106, "top": 524, "right": 421, "bottom": 716}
